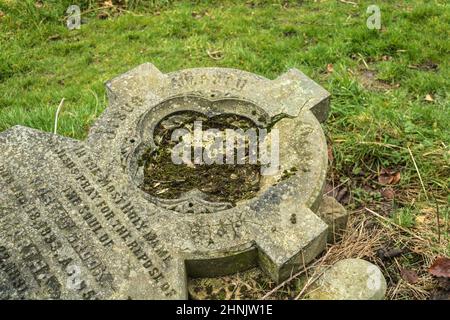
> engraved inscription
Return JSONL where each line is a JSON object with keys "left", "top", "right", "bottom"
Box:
{"left": 52, "top": 146, "right": 178, "bottom": 297}
{"left": 170, "top": 71, "right": 248, "bottom": 92}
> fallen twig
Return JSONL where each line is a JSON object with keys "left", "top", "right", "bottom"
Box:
{"left": 295, "top": 266, "right": 328, "bottom": 300}
{"left": 364, "top": 207, "right": 428, "bottom": 242}
{"left": 408, "top": 146, "right": 429, "bottom": 201}
{"left": 339, "top": 0, "right": 357, "bottom": 5}
{"left": 325, "top": 178, "right": 350, "bottom": 196}
{"left": 54, "top": 98, "right": 65, "bottom": 134}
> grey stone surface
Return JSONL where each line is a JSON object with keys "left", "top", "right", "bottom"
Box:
{"left": 317, "top": 195, "right": 349, "bottom": 243}
{"left": 0, "top": 63, "right": 331, "bottom": 299}
{"left": 308, "top": 258, "right": 387, "bottom": 300}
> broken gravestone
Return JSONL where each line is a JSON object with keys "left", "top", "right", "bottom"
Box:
{"left": 0, "top": 63, "right": 333, "bottom": 299}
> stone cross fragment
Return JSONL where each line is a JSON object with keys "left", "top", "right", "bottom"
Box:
{"left": 0, "top": 63, "right": 332, "bottom": 299}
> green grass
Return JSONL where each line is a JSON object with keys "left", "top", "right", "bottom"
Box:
{"left": 1, "top": 0, "right": 449, "bottom": 277}
{"left": 392, "top": 207, "right": 417, "bottom": 228}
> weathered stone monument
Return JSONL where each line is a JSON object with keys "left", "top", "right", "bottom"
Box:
{"left": 0, "top": 63, "right": 340, "bottom": 299}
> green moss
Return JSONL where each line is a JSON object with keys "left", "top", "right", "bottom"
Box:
{"left": 140, "top": 111, "right": 262, "bottom": 204}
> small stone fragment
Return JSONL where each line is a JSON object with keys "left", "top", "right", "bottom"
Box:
{"left": 308, "top": 258, "right": 387, "bottom": 300}
{"left": 317, "top": 195, "right": 348, "bottom": 243}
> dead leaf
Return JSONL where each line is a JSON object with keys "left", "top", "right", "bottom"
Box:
{"left": 102, "top": 0, "right": 113, "bottom": 7}
{"left": 48, "top": 34, "right": 61, "bottom": 41}
{"left": 400, "top": 268, "right": 419, "bottom": 284}
{"left": 378, "top": 170, "right": 392, "bottom": 184}
{"left": 382, "top": 55, "right": 392, "bottom": 61}
{"left": 429, "top": 257, "right": 450, "bottom": 278}
{"left": 425, "top": 94, "right": 434, "bottom": 102}
{"left": 378, "top": 168, "right": 401, "bottom": 185}
{"left": 326, "top": 63, "right": 334, "bottom": 73}
{"left": 327, "top": 145, "right": 334, "bottom": 163}
{"left": 381, "top": 187, "right": 395, "bottom": 200}
{"left": 207, "top": 50, "right": 224, "bottom": 60}
{"left": 391, "top": 171, "right": 401, "bottom": 184}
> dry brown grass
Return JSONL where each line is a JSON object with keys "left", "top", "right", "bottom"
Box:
{"left": 188, "top": 206, "right": 448, "bottom": 300}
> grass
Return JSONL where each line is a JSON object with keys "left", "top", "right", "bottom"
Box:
{"left": 0, "top": 0, "right": 449, "bottom": 299}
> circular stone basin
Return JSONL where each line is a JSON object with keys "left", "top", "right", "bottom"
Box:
{"left": 129, "top": 94, "right": 273, "bottom": 213}
{"left": 140, "top": 111, "right": 262, "bottom": 205}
